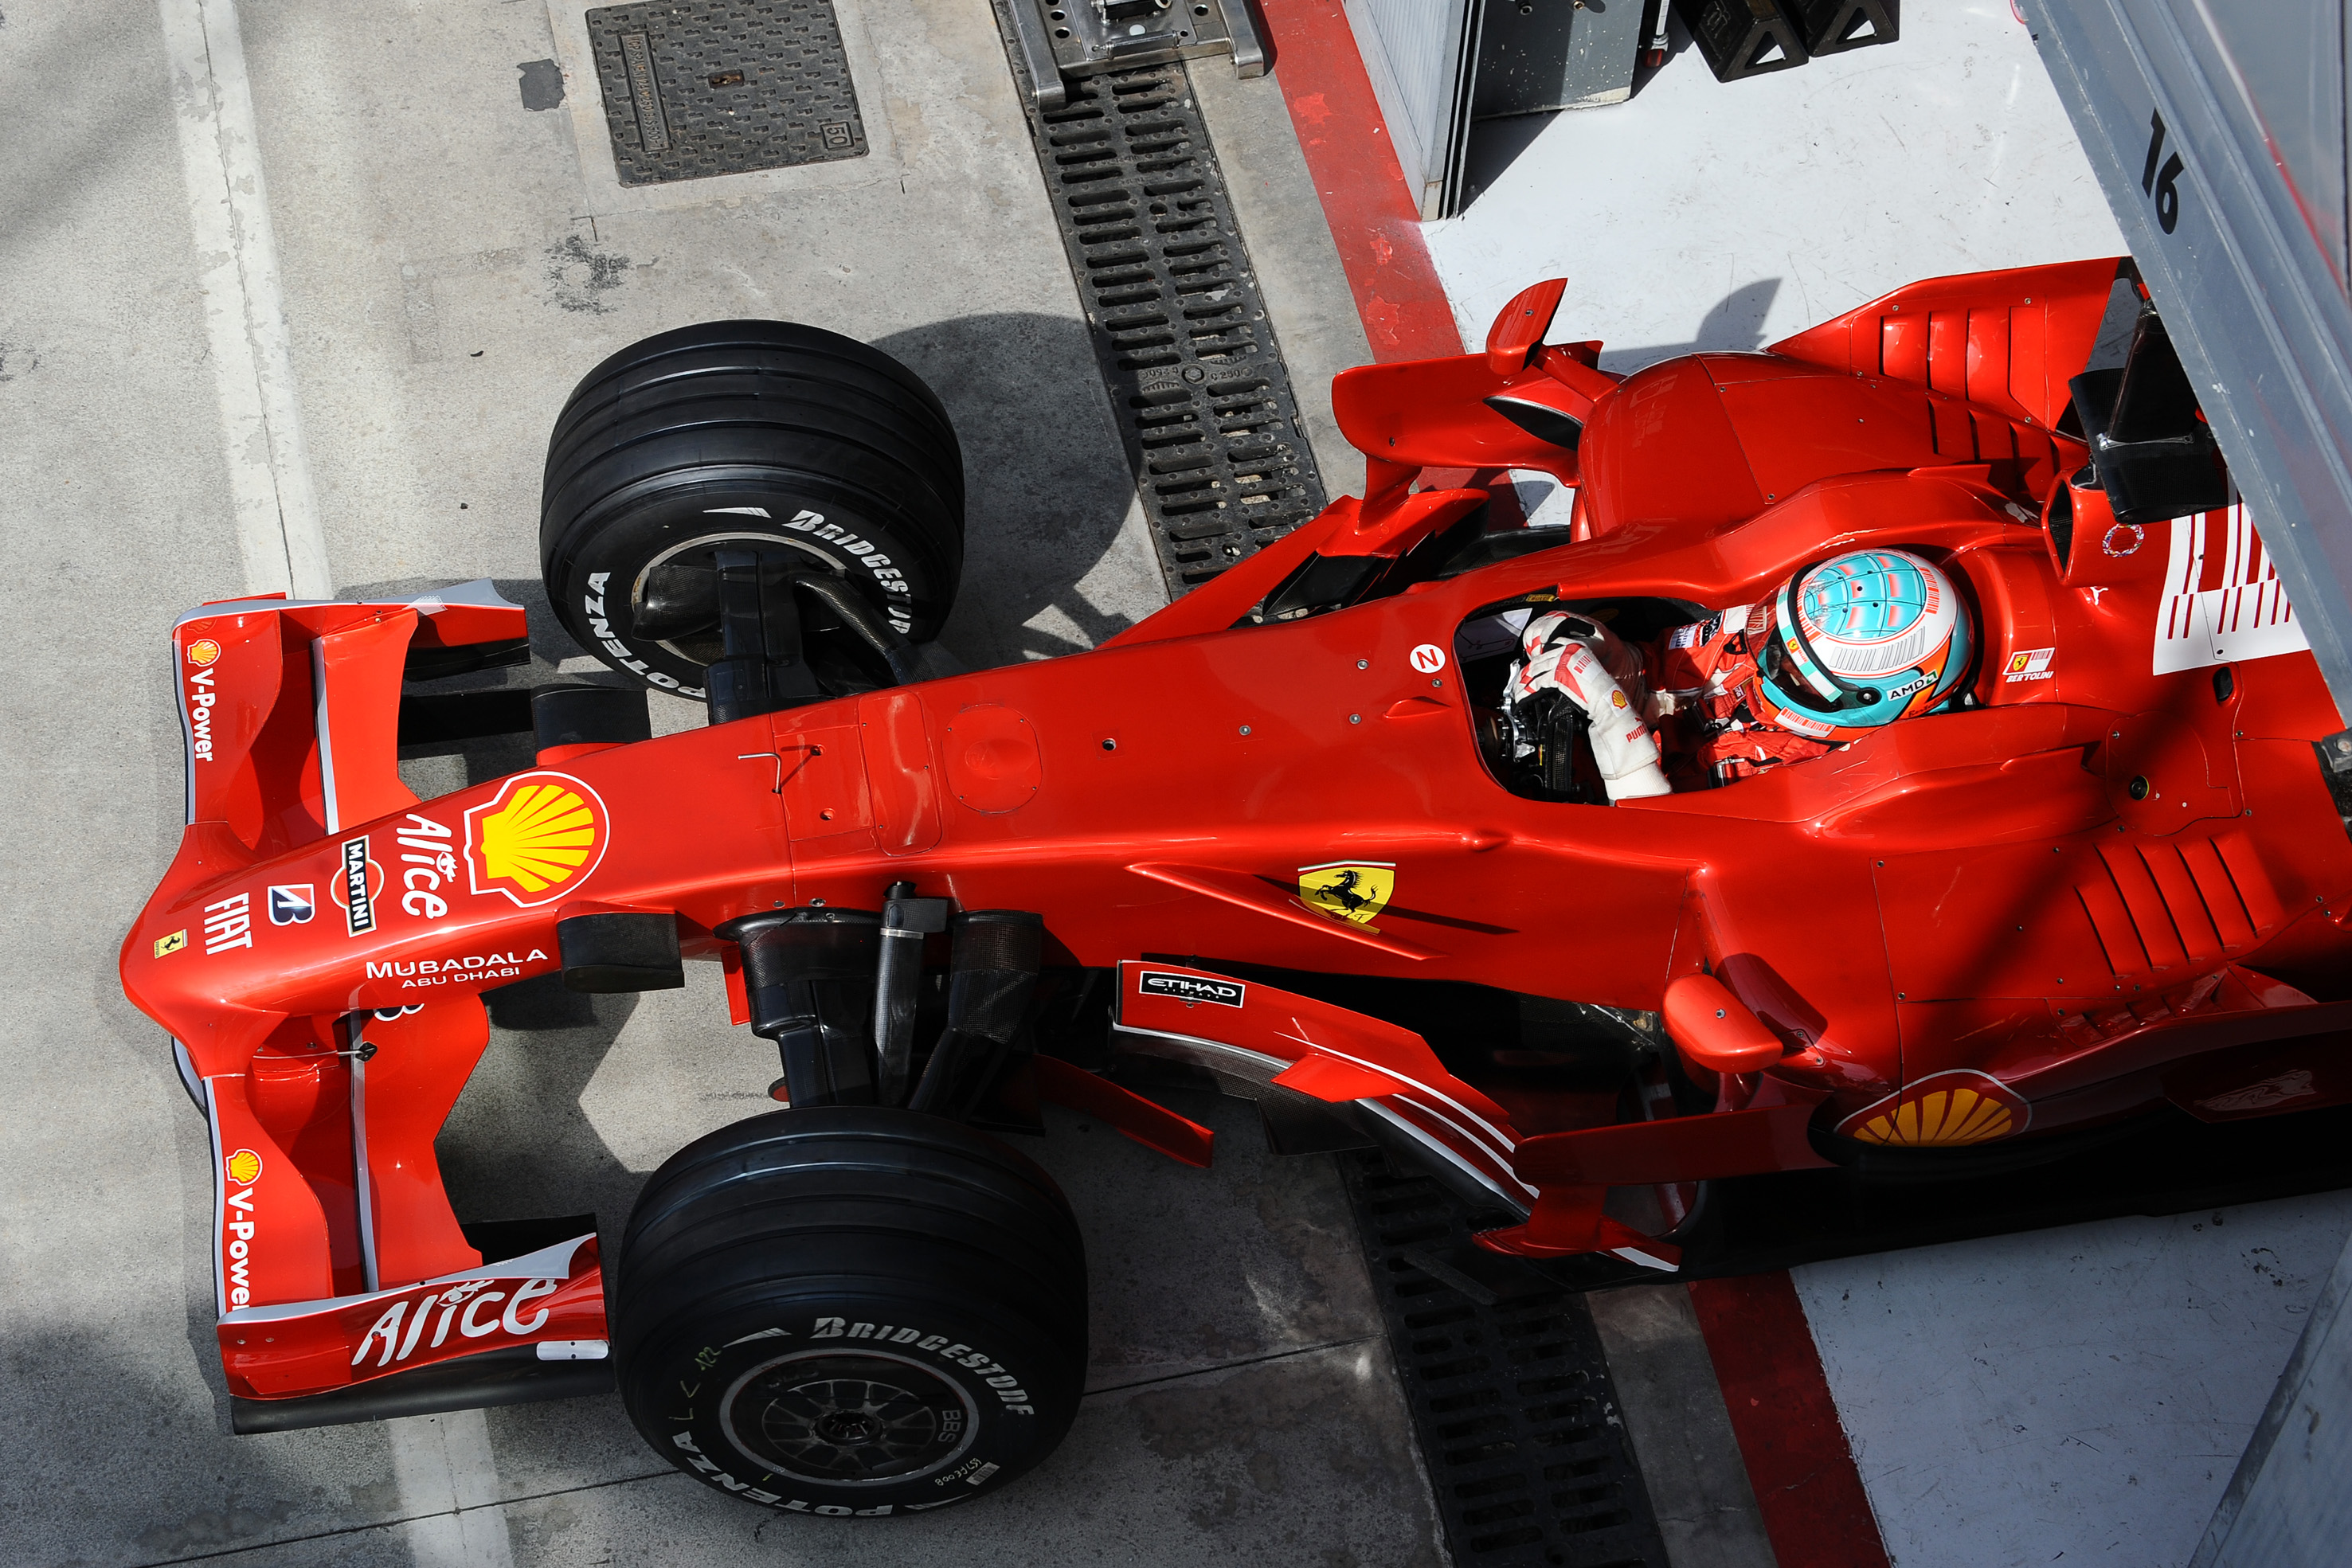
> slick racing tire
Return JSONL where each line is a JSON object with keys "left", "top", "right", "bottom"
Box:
{"left": 614, "top": 1109, "right": 1086, "bottom": 1518}
{"left": 540, "top": 321, "right": 964, "bottom": 697}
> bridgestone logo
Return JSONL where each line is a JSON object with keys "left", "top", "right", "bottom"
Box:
{"left": 1139, "top": 972, "right": 1244, "bottom": 1007}
{"left": 342, "top": 837, "right": 375, "bottom": 936}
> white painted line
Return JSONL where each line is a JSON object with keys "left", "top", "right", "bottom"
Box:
{"left": 389, "top": 1410, "right": 516, "bottom": 1568}
{"left": 158, "top": 0, "right": 331, "bottom": 600}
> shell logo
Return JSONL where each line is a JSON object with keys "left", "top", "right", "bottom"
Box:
{"left": 1835, "top": 1069, "right": 2030, "bottom": 1147}
{"left": 225, "top": 1148, "right": 264, "bottom": 1185}
{"left": 464, "top": 771, "right": 609, "bottom": 907}
{"left": 186, "top": 639, "right": 222, "bottom": 666}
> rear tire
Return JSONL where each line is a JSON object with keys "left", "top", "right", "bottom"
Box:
{"left": 615, "top": 1109, "right": 1086, "bottom": 1517}
{"left": 540, "top": 321, "right": 965, "bottom": 698}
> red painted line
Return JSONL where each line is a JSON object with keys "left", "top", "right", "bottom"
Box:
{"left": 1688, "top": 1273, "right": 1892, "bottom": 1568}
{"left": 1254, "top": 2, "right": 1464, "bottom": 364}
{"left": 1252, "top": 1, "right": 1520, "bottom": 515}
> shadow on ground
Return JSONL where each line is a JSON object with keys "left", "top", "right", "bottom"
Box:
{"left": 874, "top": 312, "right": 1153, "bottom": 666}
{"left": 1603, "top": 278, "right": 1786, "bottom": 370}
{"left": 1458, "top": 7, "right": 1697, "bottom": 214}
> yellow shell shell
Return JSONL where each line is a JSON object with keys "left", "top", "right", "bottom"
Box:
{"left": 475, "top": 782, "right": 599, "bottom": 894}
{"left": 1849, "top": 1085, "right": 2016, "bottom": 1146}
{"left": 225, "top": 1148, "right": 263, "bottom": 1184}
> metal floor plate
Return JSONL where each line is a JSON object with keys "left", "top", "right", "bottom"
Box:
{"left": 585, "top": 0, "right": 867, "bottom": 186}
{"left": 1340, "top": 1153, "right": 1670, "bottom": 1568}
{"left": 1001, "top": 40, "right": 1327, "bottom": 597}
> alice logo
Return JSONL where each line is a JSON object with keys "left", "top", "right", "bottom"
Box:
{"left": 464, "top": 772, "right": 609, "bottom": 907}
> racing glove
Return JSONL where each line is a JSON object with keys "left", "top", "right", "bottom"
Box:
{"left": 1507, "top": 612, "right": 1673, "bottom": 801}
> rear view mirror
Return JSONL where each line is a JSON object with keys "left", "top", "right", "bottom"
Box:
{"left": 1485, "top": 277, "right": 1567, "bottom": 373}
{"left": 2067, "top": 307, "right": 2229, "bottom": 525}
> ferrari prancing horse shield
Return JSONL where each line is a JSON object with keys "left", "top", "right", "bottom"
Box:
{"left": 1298, "top": 861, "right": 1395, "bottom": 925}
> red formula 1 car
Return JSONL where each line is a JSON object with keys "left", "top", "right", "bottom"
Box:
{"left": 123, "top": 257, "right": 2352, "bottom": 1516}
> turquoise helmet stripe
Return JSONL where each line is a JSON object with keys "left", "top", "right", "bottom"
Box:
{"left": 1772, "top": 578, "right": 1847, "bottom": 700}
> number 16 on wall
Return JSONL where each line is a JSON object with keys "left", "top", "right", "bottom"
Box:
{"left": 2143, "top": 108, "right": 2186, "bottom": 234}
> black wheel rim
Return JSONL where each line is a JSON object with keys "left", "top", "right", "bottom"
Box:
{"left": 718, "top": 1349, "right": 979, "bottom": 1487}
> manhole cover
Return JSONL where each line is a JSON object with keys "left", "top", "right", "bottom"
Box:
{"left": 585, "top": 0, "right": 869, "bottom": 186}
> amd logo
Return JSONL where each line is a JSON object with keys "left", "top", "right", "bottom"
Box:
{"left": 1138, "top": 972, "right": 1244, "bottom": 1008}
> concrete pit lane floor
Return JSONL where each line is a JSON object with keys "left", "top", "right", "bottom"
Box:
{"left": 0, "top": 1, "right": 1433, "bottom": 1563}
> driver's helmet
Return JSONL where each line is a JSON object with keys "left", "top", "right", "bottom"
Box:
{"left": 1743, "top": 549, "right": 1973, "bottom": 742}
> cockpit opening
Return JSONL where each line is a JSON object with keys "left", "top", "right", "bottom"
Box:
{"left": 1460, "top": 550, "right": 1981, "bottom": 804}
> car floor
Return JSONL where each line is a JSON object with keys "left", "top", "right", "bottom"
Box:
{"left": 6, "top": 1, "right": 2346, "bottom": 1565}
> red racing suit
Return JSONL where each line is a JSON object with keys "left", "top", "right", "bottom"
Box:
{"left": 1650, "top": 605, "right": 1838, "bottom": 786}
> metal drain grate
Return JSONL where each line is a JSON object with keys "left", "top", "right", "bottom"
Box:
{"left": 585, "top": 0, "right": 867, "bottom": 186}
{"left": 1005, "top": 49, "right": 1328, "bottom": 596}
{"left": 1340, "top": 1153, "right": 1670, "bottom": 1568}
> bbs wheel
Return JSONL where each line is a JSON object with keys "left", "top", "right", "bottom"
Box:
{"left": 541, "top": 321, "right": 964, "bottom": 698}
{"left": 616, "top": 1109, "right": 1086, "bottom": 1517}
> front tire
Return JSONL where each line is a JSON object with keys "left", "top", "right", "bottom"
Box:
{"left": 540, "top": 321, "right": 965, "bottom": 698}
{"left": 615, "top": 1109, "right": 1086, "bottom": 1517}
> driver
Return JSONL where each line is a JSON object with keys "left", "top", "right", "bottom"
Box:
{"left": 1505, "top": 549, "right": 1975, "bottom": 798}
